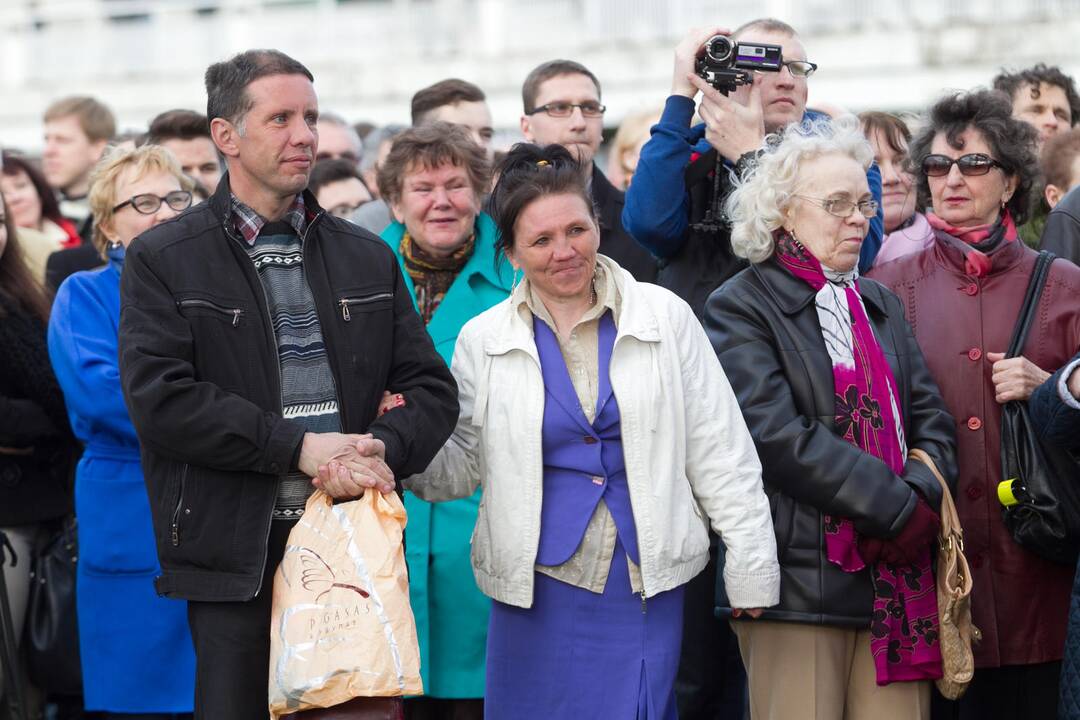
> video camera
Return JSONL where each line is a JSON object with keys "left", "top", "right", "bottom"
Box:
{"left": 695, "top": 35, "right": 783, "bottom": 95}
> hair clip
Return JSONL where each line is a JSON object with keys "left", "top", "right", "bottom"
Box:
{"left": 536, "top": 160, "right": 550, "bottom": 167}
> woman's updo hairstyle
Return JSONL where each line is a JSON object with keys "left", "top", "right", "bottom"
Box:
{"left": 490, "top": 143, "right": 595, "bottom": 257}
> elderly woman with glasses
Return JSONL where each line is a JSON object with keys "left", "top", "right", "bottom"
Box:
{"left": 706, "top": 117, "right": 957, "bottom": 720}
{"left": 869, "top": 90, "right": 1080, "bottom": 719}
{"left": 47, "top": 145, "right": 196, "bottom": 719}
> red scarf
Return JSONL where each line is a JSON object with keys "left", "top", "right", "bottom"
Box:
{"left": 926, "top": 210, "right": 1018, "bottom": 277}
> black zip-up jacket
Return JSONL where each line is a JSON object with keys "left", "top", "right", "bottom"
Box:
{"left": 118, "top": 177, "right": 458, "bottom": 602}
{"left": 705, "top": 260, "right": 957, "bottom": 626}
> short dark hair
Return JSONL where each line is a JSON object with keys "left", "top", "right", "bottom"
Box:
{"left": 521, "top": 60, "right": 601, "bottom": 114}
{"left": 732, "top": 17, "right": 799, "bottom": 40}
{"left": 908, "top": 89, "right": 1040, "bottom": 224}
{"left": 411, "top": 79, "right": 486, "bottom": 126}
{"left": 377, "top": 122, "right": 490, "bottom": 206}
{"left": 490, "top": 143, "right": 594, "bottom": 258}
{"left": 1, "top": 152, "right": 65, "bottom": 225}
{"left": 204, "top": 49, "right": 314, "bottom": 127}
{"left": 993, "top": 63, "right": 1080, "bottom": 126}
{"left": 147, "top": 109, "right": 211, "bottom": 144}
{"left": 43, "top": 96, "right": 116, "bottom": 143}
{"left": 1042, "top": 127, "right": 1080, "bottom": 190}
{"left": 858, "top": 111, "right": 913, "bottom": 156}
{"left": 309, "top": 158, "right": 365, "bottom": 198}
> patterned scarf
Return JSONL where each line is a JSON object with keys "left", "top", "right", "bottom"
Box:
{"left": 400, "top": 231, "right": 474, "bottom": 324}
{"left": 774, "top": 231, "right": 942, "bottom": 685}
{"left": 926, "top": 210, "right": 1018, "bottom": 277}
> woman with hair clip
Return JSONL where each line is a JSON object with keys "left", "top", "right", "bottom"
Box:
{"left": 48, "top": 145, "right": 196, "bottom": 718}
{"left": 390, "top": 143, "right": 780, "bottom": 718}
{"left": 0, "top": 191, "right": 76, "bottom": 711}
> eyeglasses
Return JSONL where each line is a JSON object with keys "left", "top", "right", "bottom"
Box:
{"left": 526, "top": 102, "right": 606, "bottom": 118}
{"left": 113, "top": 191, "right": 193, "bottom": 215}
{"left": 794, "top": 195, "right": 879, "bottom": 219}
{"left": 782, "top": 60, "right": 818, "bottom": 78}
{"left": 920, "top": 153, "right": 1005, "bottom": 177}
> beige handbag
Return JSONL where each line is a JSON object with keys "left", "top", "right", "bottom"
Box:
{"left": 908, "top": 448, "right": 981, "bottom": 700}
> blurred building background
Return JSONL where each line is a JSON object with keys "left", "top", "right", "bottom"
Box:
{"left": 2, "top": 0, "right": 1080, "bottom": 150}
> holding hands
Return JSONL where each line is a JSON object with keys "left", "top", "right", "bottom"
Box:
{"left": 300, "top": 431, "right": 395, "bottom": 498}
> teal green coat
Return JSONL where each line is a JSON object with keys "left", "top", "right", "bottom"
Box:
{"left": 381, "top": 213, "right": 515, "bottom": 698}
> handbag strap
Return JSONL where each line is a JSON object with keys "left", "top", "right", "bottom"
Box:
{"left": 1006, "top": 251, "right": 1055, "bottom": 359}
{"left": 908, "top": 448, "right": 961, "bottom": 541}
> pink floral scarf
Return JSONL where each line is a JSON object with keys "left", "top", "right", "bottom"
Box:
{"left": 774, "top": 231, "right": 942, "bottom": 685}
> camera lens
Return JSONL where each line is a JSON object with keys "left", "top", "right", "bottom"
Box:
{"left": 705, "top": 35, "right": 733, "bottom": 64}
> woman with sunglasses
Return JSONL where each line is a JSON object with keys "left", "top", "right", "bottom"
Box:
{"left": 871, "top": 90, "right": 1080, "bottom": 720}
{"left": 707, "top": 117, "right": 957, "bottom": 719}
{"left": 47, "top": 145, "right": 196, "bottom": 718}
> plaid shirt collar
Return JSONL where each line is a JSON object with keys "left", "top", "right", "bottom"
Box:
{"left": 229, "top": 193, "right": 308, "bottom": 245}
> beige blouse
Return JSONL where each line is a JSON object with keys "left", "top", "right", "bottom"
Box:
{"left": 513, "top": 262, "right": 643, "bottom": 594}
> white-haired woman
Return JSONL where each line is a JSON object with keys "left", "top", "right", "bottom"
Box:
{"left": 703, "top": 118, "right": 957, "bottom": 720}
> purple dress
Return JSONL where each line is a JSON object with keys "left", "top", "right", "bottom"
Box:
{"left": 484, "top": 312, "right": 685, "bottom": 719}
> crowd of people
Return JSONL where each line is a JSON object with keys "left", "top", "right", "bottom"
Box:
{"left": 3, "top": 12, "right": 1080, "bottom": 720}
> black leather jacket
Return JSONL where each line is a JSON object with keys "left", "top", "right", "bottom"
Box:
{"left": 705, "top": 259, "right": 957, "bottom": 626}
{"left": 118, "top": 177, "right": 458, "bottom": 602}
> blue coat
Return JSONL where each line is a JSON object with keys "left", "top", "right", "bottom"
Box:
{"left": 1029, "top": 355, "right": 1080, "bottom": 719}
{"left": 47, "top": 252, "right": 195, "bottom": 713}
{"left": 380, "top": 213, "right": 515, "bottom": 698}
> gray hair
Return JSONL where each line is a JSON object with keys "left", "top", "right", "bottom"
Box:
{"left": 724, "top": 116, "right": 873, "bottom": 263}
{"left": 359, "top": 123, "right": 408, "bottom": 174}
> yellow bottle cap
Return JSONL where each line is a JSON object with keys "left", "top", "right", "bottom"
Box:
{"left": 998, "top": 479, "right": 1019, "bottom": 507}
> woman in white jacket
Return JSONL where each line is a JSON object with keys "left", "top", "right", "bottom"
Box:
{"left": 402, "top": 143, "right": 779, "bottom": 719}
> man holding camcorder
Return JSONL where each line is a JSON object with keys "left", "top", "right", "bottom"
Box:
{"left": 623, "top": 17, "right": 884, "bottom": 320}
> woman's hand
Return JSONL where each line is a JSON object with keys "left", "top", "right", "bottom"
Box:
{"left": 377, "top": 391, "right": 405, "bottom": 417}
{"left": 731, "top": 607, "right": 764, "bottom": 619}
{"left": 987, "top": 352, "right": 1052, "bottom": 403}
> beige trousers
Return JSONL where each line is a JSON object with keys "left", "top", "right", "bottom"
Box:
{"left": 731, "top": 620, "right": 930, "bottom": 720}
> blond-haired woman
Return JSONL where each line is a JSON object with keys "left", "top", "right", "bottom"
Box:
{"left": 47, "top": 145, "right": 195, "bottom": 718}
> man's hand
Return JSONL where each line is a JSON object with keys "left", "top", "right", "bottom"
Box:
{"left": 671, "top": 26, "right": 731, "bottom": 98}
{"left": 987, "top": 352, "right": 1052, "bottom": 403}
{"left": 1068, "top": 364, "right": 1080, "bottom": 401}
{"left": 298, "top": 432, "right": 369, "bottom": 478}
{"left": 689, "top": 73, "right": 766, "bottom": 163}
{"left": 313, "top": 435, "right": 395, "bottom": 498}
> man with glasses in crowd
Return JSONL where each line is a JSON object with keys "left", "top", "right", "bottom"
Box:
{"left": 520, "top": 59, "right": 658, "bottom": 282}
{"left": 623, "top": 17, "right": 883, "bottom": 320}
{"left": 621, "top": 17, "right": 883, "bottom": 720}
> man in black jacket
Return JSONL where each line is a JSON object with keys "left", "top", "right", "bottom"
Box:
{"left": 520, "top": 59, "right": 658, "bottom": 283}
{"left": 118, "top": 49, "right": 458, "bottom": 719}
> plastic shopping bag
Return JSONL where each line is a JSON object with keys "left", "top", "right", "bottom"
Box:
{"left": 269, "top": 489, "right": 422, "bottom": 719}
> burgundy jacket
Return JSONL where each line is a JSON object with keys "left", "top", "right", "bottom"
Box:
{"left": 870, "top": 234, "right": 1080, "bottom": 667}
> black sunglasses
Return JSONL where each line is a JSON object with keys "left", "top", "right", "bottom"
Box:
{"left": 920, "top": 153, "right": 1005, "bottom": 178}
{"left": 113, "top": 190, "right": 193, "bottom": 215}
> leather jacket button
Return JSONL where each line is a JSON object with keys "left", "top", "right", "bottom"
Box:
{"left": 968, "top": 348, "right": 983, "bottom": 361}
{"left": 967, "top": 417, "right": 982, "bottom": 431}
{"left": 966, "top": 484, "right": 983, "bottom": 500}
{"left": 964, "top": 283, "right": 979, "bottom": 296}
{"left": 269, "top": 462, "right": 282, "bottom": 474}
{"left": 0, "top": 465, "right": 20, "bottom": 487}
{"left": 583, "top": 436, "right": 598, "bottom": 445}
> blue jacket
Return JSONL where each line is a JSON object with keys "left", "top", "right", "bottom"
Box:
{"left": 622, "top": 96, "right": 883, "bottom": 285}
{"left": 48, "top": 252, "right": 195, "bottom": 713}
{"left": 380, "top": 212, "right": 515, "bottom": 697}
{"left": 1030, "top": 354, "right": 1080, "bottom": 719}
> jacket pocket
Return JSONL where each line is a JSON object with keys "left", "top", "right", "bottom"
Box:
{"left": 170, "top": 463, "right": 189, "bottom": 547}
{"left": 177, "top": 297, "right": 245, "bottom": 327}
{"left": 338, "top": 291, "right": 393, "bottom": 321}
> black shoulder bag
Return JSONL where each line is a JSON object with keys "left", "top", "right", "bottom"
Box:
{"left": 1000, "top": 250, "right": 1080, "bottom": 565}
{"left": 24, "top": 515, "right": 82, "bottom": 695}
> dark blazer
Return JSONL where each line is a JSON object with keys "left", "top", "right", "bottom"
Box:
{"left": 1040, "top": 184, "right": 1080, "bottom": 266}
{"left": 118, "top": 176, "right": 458, "bottom": 602}
{"left": 705, "top": 259, "right": 956, "bottom": 626}
{"left": 45, "top": 241, "right": 104, "bottom": 292}
{"left": 0, "top": 294, "right": 75, "bottom": 526}
{"left": 591, "top": 164, "right": 657, "bottom": 284}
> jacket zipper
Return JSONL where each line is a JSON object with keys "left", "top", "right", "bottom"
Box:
{"left": 176, "top": 298, "right": 244, "bottom": 327}
{"left": 170, "top": 464, "right": 189, "bottom": 546}
{"left": 339, "top": 292, "right": 393, "bottom": 321}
